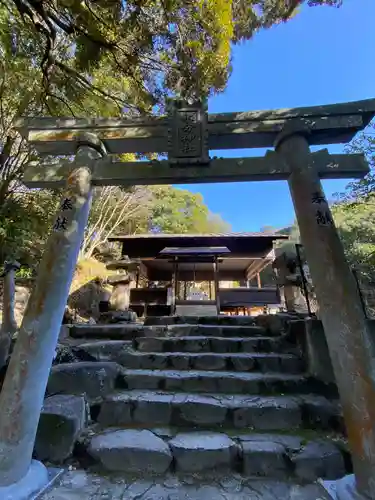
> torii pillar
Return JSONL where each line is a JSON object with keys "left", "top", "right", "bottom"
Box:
{"left": 0, "top": 133, "right": 106, "bottom": 499}
{"left": 275, "top": 127, "right": 375, "bottom": 499}
{"left": 0, "top": 261, "right": 21, "bottom": 369}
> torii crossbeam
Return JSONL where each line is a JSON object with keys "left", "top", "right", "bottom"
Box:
{"left": 16, "top": 98, "right": 375, "bottom": 187}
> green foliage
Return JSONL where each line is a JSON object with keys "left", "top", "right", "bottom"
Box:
{"left": 330, "top": 121, "right": 375, "bottom": 279}
{"left": 274, "top": 198, "right": 375, "bottom": 281}
{"left": 2, "top": 0, "right": 342, "bottom": 109}
{"left": 0, "top": 189, "right": 58, "bottom": 267}
{"left": 332, "top": 196, "right": 375, "bottom": 279}
{"left": 0, "top": 0, "right": 343, "bottom": 209}
{"left": 16, "top": 266, "right": 33, "bottom": 279}
{"left": 338, "top": 122, "right": 375, "bottom": 201}
{"left": 144, "top": 186, "right": 230, "bottom": 234}
{"left": 0, "top": 184, "right": 230, "bottom": 266}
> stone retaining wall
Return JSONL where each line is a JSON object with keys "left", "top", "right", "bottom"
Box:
{"left": 359, "top": 282, "right": 375, "bottom": 319}
{"left": 0, "top": 278, "right": 34, "bottom": 325}
{"left": 0, "top": 277, "right": 112, "bottom": 326}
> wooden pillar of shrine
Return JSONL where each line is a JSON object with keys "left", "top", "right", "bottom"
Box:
{"left": 213, "top": 258, "right": 220, "bottom": 315}
{"left": 276, "top": 130, "right": 375, "bottom": 499}
{"left": 171, "top": 258, "right": 178, "bottom": 315}
{"left": 256, "top": 272, "right": 262, "bottom": 289}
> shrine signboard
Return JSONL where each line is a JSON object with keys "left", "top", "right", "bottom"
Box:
{"left": 168, "top": 100, "right": 209, "bottom": 165}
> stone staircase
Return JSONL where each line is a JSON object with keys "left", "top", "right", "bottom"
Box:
{"left": 40, "top": 314, "right": 350, "bottom": 487}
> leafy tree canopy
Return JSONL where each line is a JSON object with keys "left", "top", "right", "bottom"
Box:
{"left": 143, "top": 185, "right": 230, "bottom": 234}
{"left": 0, "top": 0, "right": 342, "bottom": 212}
{"left": 337, "top": 122, "right": 375, "bottom": 202}
{"left": 0, "top": 184, "right": 231, "bottom": 268}
{"left": 2, "top": 0, "right": 342, "bottom": 112}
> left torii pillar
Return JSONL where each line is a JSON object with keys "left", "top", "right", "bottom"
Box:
{"left": 0, "top": 133, "right": 106, "bottom": 499}
{"left": 0, "top": 261, "right": 21, "bottom": 370}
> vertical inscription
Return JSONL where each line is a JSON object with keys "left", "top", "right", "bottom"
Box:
{"left": 168, "top": 100, "right": 209, "bottom": 165}
{"left": 311, "top": 190, "right": 334, "bottom": 227}
{"left": 53, "top": 197, "right": 74, "bottom": 232}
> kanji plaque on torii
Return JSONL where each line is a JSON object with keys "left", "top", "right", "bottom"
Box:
{"left": 168, "top": 100, "right": 209, "bottom": 165}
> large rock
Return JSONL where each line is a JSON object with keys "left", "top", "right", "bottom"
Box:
{"left": 241, "top": 440, "right": 289, "bottom": 478}
{"left": 256, "top": 314, "right": 297, "bottom": 335}
{"left": 232, "top": 397, "right": 302, "bottom": 430}
{"left": 194, "top": 354, "right": 227, "bottom": 371}
{"left": 134, "top": 337, "right": 166, "bottom": 352}
{"left": 169, "top": 432, "right": 237, "bottom": 472}
{"left": 100, "top": 310, "right": 137, "bottom": 324}
{"left": 47, "top": 362, "right": 122, "bottom": 400}
{"left": 77, "top": 341, "right": 131, "bottom": 362}
{"left": 170, "top": 354, "right": 191, "bottom": 370}
{"left": 87, "top": 429, "right": 172, "bottom": 473}
{"left": 97, "top": 392, "right": 133, "bottom": 426}
{"left": 118, "top": 351, "right": 169, "bottom": 370}
{"left": 300, "top": 395, "right": 343, "bottom": 431}
{"left": 177, "top": 394, "right": 228, "bottom": 426}
{"left": 237, "top": 433, "right": 302, "bottom": 452}
{"left": 69, "top": 324, "right": 148, "bottom": 340}
{"left": 255, "top": 314, "right": 284, "bottom": 335}
{"left": 34, "top": 394, "right": 89, "bottom": 463}
{"left": 133, "top": 394, "right": 173, "bottom": 425}
{"left": 292, "top": 440, "right": 346, "bottom": 481}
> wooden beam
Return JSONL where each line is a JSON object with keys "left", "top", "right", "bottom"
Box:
{"left": 23, "top": 151, "right": 369, "bottom": 188}
{"left": 246, "top": 260, "right": 268, "bottom": 281}
{"left": 246, "top": 250, "right": 275, "bottom": 280}
{"left": 147, "top": 269, "right": 246, "bottom": 282}
{"left": 15, "top": 98, "right": 375, "bottom": 155}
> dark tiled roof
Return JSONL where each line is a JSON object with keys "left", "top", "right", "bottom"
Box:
{"left": 109, "top": 232, "right": 288, "bottom": 240}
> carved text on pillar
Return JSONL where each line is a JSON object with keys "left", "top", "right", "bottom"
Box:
{"left": 60, "top": 198, "right": 73, "bottom": 211}
{"left": 53, "top": 197, "right": 74, "bottom": 232}
{"left": 310, "top": 191, "right": 333, "bottom": 227}
{"left": 53, "top": 216, "right": 68, "bottom": 232}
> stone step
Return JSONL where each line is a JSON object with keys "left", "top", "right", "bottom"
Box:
{"left": 144, "top": 313, "right": 298, "bottom": 332}
{"left": 42, "top": 467, "right": 336, "bottom": 499}
{"left": 117, "top": 351, "right": 304, "bottom": 374}
{"left": 77, "top": 341, "right": 132, "bottom": 361}
{"left": 145, "top": 315, "right": 261, "bottom": 327}
{"left": 95, "top": 390, "right": 342, "bottom": 432}
{"left": 119, "top": 368, "right": 323, "bottom": 395}
{"left": 77, "top": 341, "right": 302, "bottom": 372}
{"left": 47, "top": 362, "right": 123, "bottom": 401}
{"left": 69, "top": 324, "right": 151, "bottom": 339}
{"left": 68, "top": 323, "right": 275, "bottom": 340}
{"left": 82, "top": 427, "right": 348, "bottom": 480}
{"left": 134, "top": 335, "right": 293, "bottom": 354}
{"left": 161, "top": 324, "right": 272, "bottom": 337}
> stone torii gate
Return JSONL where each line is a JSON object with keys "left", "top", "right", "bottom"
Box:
{"left": 0, "top": 98, "right": 374, "bottom": 499}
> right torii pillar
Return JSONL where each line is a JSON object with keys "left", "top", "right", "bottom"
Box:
{"left": 276, "top": 129, "right": 375, "bottom": 499}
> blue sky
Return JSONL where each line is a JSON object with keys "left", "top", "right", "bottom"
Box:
{"left": 179, "top": 0, "right": 375, "bottom": 232}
